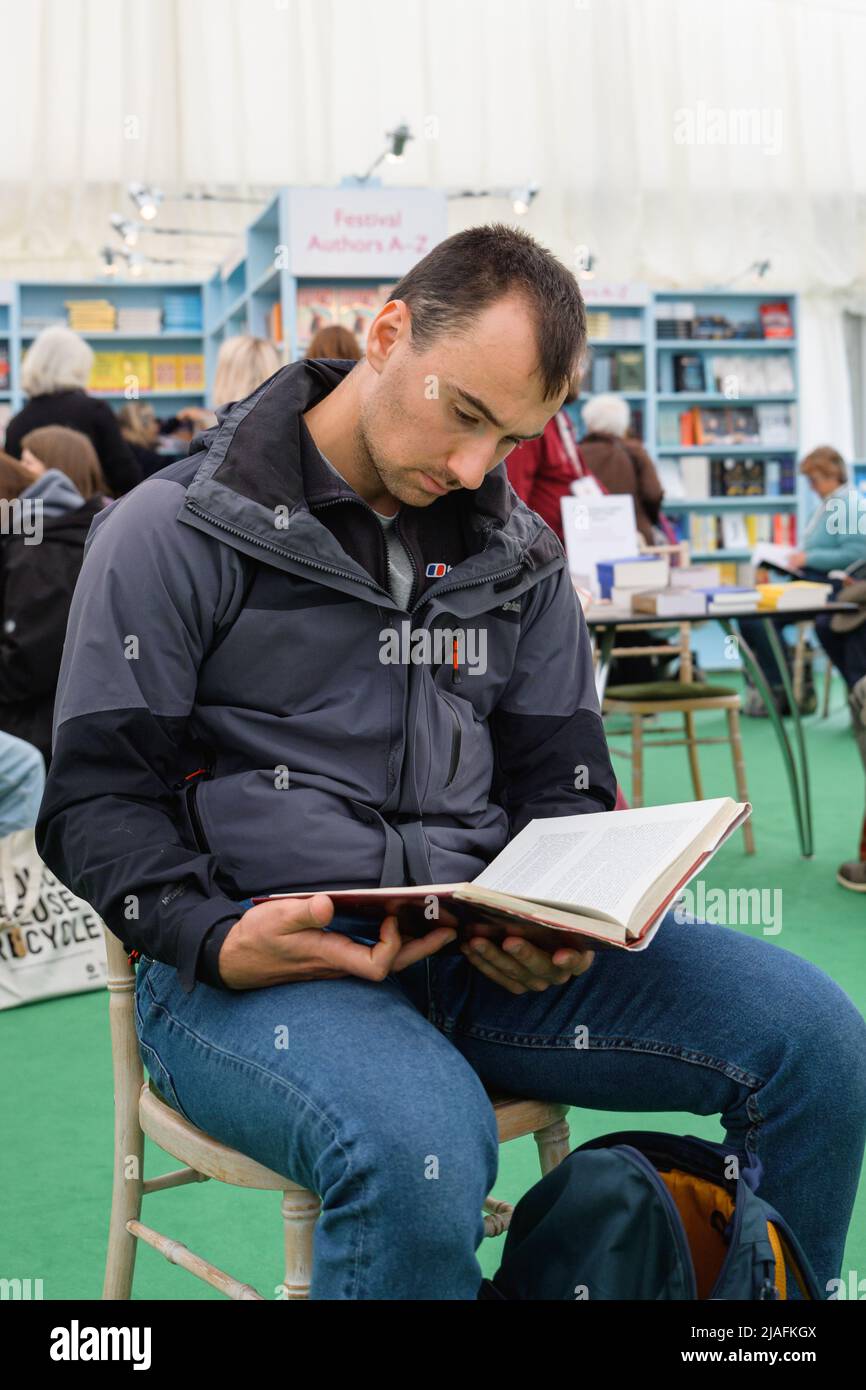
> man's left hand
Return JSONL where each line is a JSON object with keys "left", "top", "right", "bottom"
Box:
{"left": 460, "top": 932, "right": 594, "bottom": 994}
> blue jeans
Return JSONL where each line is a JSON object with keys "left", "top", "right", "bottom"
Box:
{"left": 0, "top": 731, "right": 45, "bottom": 836}
{"left": 134, "top": 911, "right": 866, "bottom": 1299}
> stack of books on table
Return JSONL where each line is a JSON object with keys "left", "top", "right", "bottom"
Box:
{"left": 596, "top": 555, "right": 669, "bottom": 600}
{"left": 756, "top": 581, "right": 833, "bottom": 611}
{"left": 696, "top": 586, "right": 760, "bottom": 615}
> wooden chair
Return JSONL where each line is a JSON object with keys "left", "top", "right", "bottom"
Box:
{"left": 600, "top": 542, "right": 755, "bottom": 854}
{"left": 103, "top": 927, "right": 572, "bottom": 1300}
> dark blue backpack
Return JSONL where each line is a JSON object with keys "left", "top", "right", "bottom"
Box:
{"left": 480, "top": 1130, "right": 821, "bottom": 1301}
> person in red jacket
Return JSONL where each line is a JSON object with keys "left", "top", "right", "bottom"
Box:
{"left": 505, "top": 382, "right": 589, "bottom": 543}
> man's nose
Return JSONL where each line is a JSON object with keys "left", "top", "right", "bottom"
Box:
{"left": 446, "top": 447, "right": 496, "bottom": 491}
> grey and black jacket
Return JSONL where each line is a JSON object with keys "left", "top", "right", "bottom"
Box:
{"left": 36, "top": 358, "right": 616, "bottom": 992}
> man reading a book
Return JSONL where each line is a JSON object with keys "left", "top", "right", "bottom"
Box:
{"left": 37, "top": 225, "right": 866, "bottom": 1299}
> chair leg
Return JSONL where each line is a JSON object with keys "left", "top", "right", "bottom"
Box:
{"left": 533, "top": 1116, "right": 571, "bottom": 1176}
{"left": 631, "top": 714, "right": 644, "bottom": 806}
{"left": 822, "top": 662, "right": 833, "bottom": 719}
{"left": 726, "top": 708, "right": 756, "bottom": 854}
{"left": 684, "top": 711, "right": 704, "bottom": 800}
{"left": 278, "top": 1188, "right": 321, "bottom": 1300}
{"left": 792, "top": 624, "right": 807, "bottom": 707}
{"left": 102, "top": 1100, "right": 144, "bottom": 1300}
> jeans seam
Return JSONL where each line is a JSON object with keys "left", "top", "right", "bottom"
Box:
{"left": 447, "top": 1028, "right": 767, "bottom": 1090}
{"left": 136, "top": 975, "right": 372, "bottom": 1298}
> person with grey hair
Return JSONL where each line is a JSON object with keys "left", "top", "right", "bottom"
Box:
{"left": 4, "top": 326, "right": 140, "bottom": 496}
{"left": 578, "top": 392, "right": 664, "bottom": 542}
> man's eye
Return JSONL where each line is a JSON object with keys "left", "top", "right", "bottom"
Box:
{"left": 453, "top": 407, "right": 479, "bottom": 427}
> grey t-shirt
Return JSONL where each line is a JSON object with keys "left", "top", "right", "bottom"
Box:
{"left": 318, "top": 449, "right": 414, "bottom": 610}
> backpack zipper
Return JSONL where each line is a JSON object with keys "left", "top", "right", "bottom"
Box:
{"left": 621, "top": 1148, "right": 698, "bottom": 1297}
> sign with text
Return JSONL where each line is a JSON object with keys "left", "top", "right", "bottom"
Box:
{"left": 287, "top": 188, "right": 448, "bottom": 278}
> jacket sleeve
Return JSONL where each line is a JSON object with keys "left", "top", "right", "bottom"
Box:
{"left": 90, "top": 399, "right": 142, "bottom": 497}
{"left": 490, "top": 561, "right": 617, "bottom": 835}
{"left": 35, "top": 480, "right": 248, "bottom": 992}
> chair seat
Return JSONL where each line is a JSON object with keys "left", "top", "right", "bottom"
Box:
{"left": 605, "top": 680, "right": 739, "bottom": 701}
{"left": 141, "top": 1080, "right": 569, "bottom": 1189}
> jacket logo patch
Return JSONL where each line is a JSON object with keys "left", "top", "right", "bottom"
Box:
{"left": 500, "top": 600, "right": 521, "bottom": 613}
{"left": 426, "top": 562, "right": 452, "bottom": 578}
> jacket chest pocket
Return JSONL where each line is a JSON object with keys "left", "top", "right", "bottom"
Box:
{"left": 417, "top": 680, "right": 492, "bottom": 813}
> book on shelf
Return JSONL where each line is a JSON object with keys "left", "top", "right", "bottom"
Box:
{"left": 707, "top": 352, "right": 794, "bottom": 395}
{"left": 585, "top": 311, "right": 644, "bottom": 342}
{"left": 152, "top": 355, "right": 180, "bottom": 391}
{"left": 337, "top": 286, "right": 380, "bottom": 348}
{"left": 255, "top": 798, "right": 751, "bottom": 954}
{"left": 0, "top": 346, "right": 9, "bottom": 390}
{"left": 85, "top": 351, "right": 204, "bottom": 394}
{"left": 296, "top": 286, "right": 339, "bottom": 351}
{"left": 116, "top": 307, "right": 163, "bottom": 334}
{"left": 121, "top": 352, "right": 152, "bottom": 392}
{"left": 665, "top": 404, "right": 795, "bottom": 450}
{"left": 65, "top": 299, "right": 117, "bottom": 332}
{"left": 267, "top": 300, "right": 283, "bottom": 347}
{"left": 720, "top": 513, "right": 750, "bottom": 551}
{"left": 759, "top": 302, "right": 794, "bottom": 339}
{"left": 163, "top": 294, "right": 202, "bottom": 332}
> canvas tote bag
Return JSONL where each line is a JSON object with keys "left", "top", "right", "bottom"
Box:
{"left": 0, "top": 828, "right": 106, "bottom": 1009}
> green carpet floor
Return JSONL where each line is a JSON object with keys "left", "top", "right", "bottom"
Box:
{"left": 2, "top": 672, "right": 864, "bottom": 1299}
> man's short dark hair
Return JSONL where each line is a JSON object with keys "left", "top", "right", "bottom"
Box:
{"left": 387, "top": 223, "right": 586, "bottom": 401}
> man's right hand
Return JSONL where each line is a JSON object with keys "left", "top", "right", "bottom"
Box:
{"left": 217, "top": 893, "right": 456, "bottom": 990}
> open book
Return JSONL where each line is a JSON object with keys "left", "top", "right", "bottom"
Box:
{"left": 257, "top": 798, "right": 750, "bottom": 954}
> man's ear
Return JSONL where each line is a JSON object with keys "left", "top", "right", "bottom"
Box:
{"left": 365, "top": 299, "right": 411, "bottom": 374}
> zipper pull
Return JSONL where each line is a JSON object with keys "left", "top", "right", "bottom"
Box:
{"left": 451, "top": 634, "right": 461, "bottom": 685}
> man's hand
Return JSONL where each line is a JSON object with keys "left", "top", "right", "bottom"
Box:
{"left": 460, "top": 931, "right": 594, "bottom": 994}
{"left": 787, "top": 550, "right": 808, "bottom": 569}
{"left": 218, "top": 893, "right": 456, "bottom": 990}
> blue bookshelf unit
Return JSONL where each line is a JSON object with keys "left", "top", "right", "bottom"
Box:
{"left": 650, "top": 290, "right": 801, "bottom": 565}
{"left": 566, "top": 292, "right": 652, "bottom": 445}
{"left": 203, "top": 185, "right": 448, "bottom": 405}
{"left": 0, "top": 280, "right": 207, "bottom": 420}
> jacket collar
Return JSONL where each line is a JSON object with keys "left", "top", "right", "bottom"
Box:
{"left": 181, "top": 358, "right": 563, "bottom": 609}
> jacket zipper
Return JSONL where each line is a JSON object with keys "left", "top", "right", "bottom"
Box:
{"left": 183, "top": 498, "right": 526, "bottom": 612}
{"left": 444, "top": 699, "right": 461, "bottom": 786}
{"left": 186, "top": 778, "right": 211, "bottom": 855}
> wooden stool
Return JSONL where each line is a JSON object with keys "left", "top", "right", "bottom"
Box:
{"left": 103, "top": 927, "right": 572, "bottom": 1300}
{"left": 603, "top": 681, "right": 756, "bottom": 854}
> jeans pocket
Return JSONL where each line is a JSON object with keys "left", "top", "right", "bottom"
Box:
{"left": 134, "top": 969, "right": 196, "bottom": 1125}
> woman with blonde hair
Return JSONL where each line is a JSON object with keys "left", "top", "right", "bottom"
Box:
{"left": 212, "top": 335, "right": 282, "bottom": 409}
{"left": 4, "top": 325, "right": 139, "bottom": 496}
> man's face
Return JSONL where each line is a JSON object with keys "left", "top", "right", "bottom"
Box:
{"left": 357, "top": 293, "right": 568, "bottom": 507}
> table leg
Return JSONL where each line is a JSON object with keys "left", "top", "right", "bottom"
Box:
{"left": 594, "top": 626, "right": 617, "bottom": 704}
{"left": 720, "top": 619, "right": 810, "bottom": 858}
{"left": 761, "top": 616, "right": 813, "bottom": 857}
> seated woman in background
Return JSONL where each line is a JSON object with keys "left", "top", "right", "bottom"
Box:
{"left": 578, "top": 393, "right": 664, "bottom": 544}
{"left": 739, "top": 446, "right": 866, "bottom": 716}
{"left": 117, "top": 402, "right": 166, "bottom": 480}
{"left": 306, "top": 325, "right": 362, "bottom": 360}
{"left": 4, "top": 326, "right": 140, "bottom": 496}
{"left": 0, "top": 427, "right": 106, "bottom": 766}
